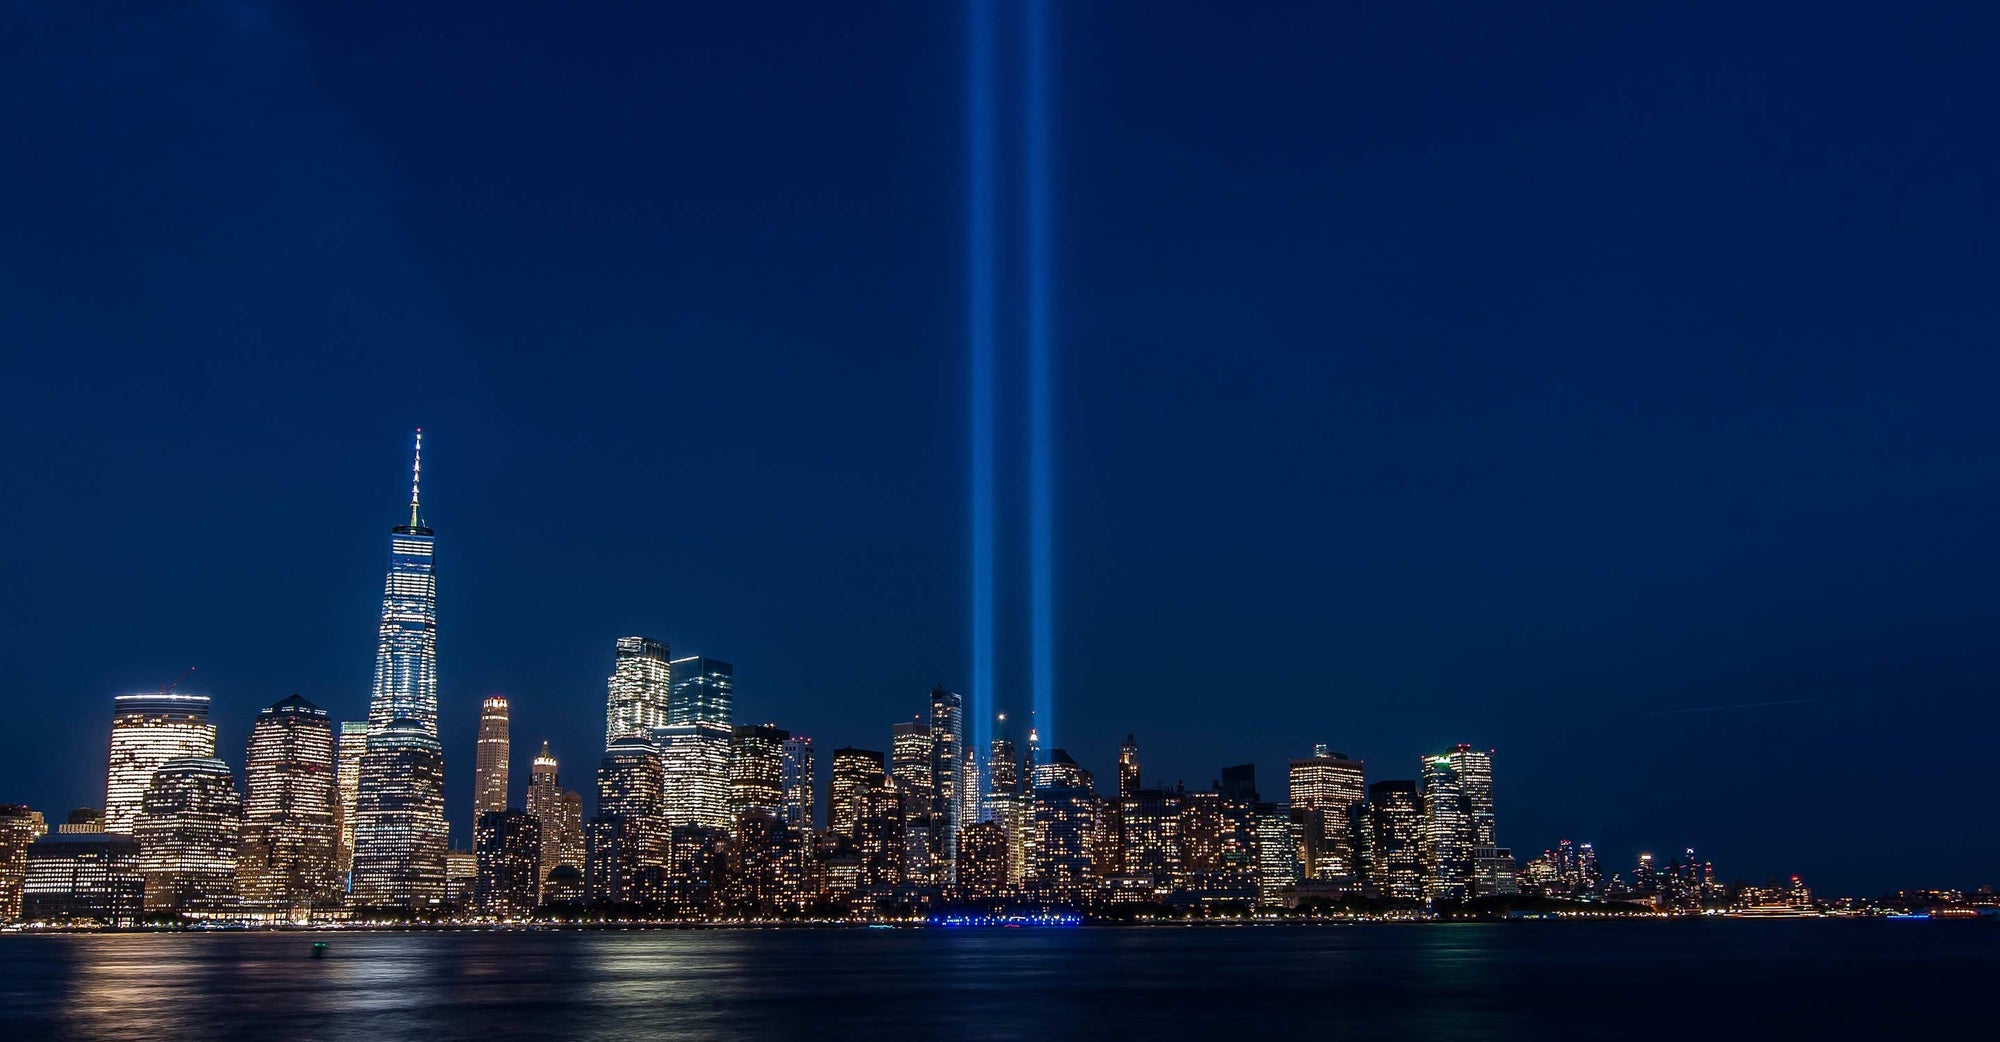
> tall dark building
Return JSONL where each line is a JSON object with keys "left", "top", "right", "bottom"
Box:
{"left": 730, "top": 724, "right": 788, "bottom": 823}
{"left": 957, "top": 820, "right": 1010, "bottom": 902}
{"left": 779, "top": 736, "right": 816, "bottom": 832}
{"left": 1366, "top": 780, "right": 1424, "bottom": 900}
{"left": 928, "top": 687, "right": 969, "bottom": 873}
{"left": 830, "top": 747, "right": 885, "bottom": 838}
{"left": 1219, "top": 764, "right": 1258, "bottom": 803}
{"left": 475, "top": 809, "right": 542, "bottom": 917}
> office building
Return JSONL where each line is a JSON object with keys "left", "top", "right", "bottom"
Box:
{"left": 336, "top": 720, "right": 366, "bottom": 884}
{"left": 0, "top": 805, "right": 46, "bottom": 922}
{"left": 606, "top": 636, "right": 673, "bottom": 747}
{"left": 1366, "top": 780, "right": 1425, "bottom": 900}
{"left": 351, "top": 433, "right": 448, "bottom": 907}
{"left": 929, "top": 686, "right": 968, "bottom": 870}
{"left": 238, "top": 694, "right": 340, "bottom": 915}
{"left": 730, "top": 723, "right": 788, "bottom": 821}
{"left": 21, "top": 831, "right": 144, "bottom": 925}
{"left": 350, "top": 719, "right": 447, "bottom": 908}
{"left": 475, "top": 809, "right": 542, "bottom": 917}
{"left": 1253, "top": 804, "right": 1299, "bottom": 906}
{"left": 779, "top": 735, "right": 815, "bottom": 831}
{"left": 853, "top": 773, "right": 906, "bottom": 890}
{"left": 1288, "top": 745, "right": 1365, "bottom": 879}
{"left": 135, "top": 757, "right": 242, "bottom": 916}
{"left": 1421, "top": 752, "right": 1470, "bottom": 899}
{"left": 526, "top": 742, "right": 584, "bottom": 879}
{"left": 474, "top": 695, "right": 511, "bottom": 824}
{"left": 1029, "top": 749, "right": 1095, "bottom": 905}
{"left": 830, "top": 747, "right": 884, "bottom": 837}
{"left": 104, "top": 692, "right": 216, "bottom": 834}
{"left": 653, "top": 655, "right": 733, "bottom": 830}
{"left": 958, "top": 819, "right": 1009, "bottom": 901}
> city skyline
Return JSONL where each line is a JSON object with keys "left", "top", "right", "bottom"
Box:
{"left": 0, "top": 429, "right": 1984, "bottom": 900}
{"left": 5, "top": 4, "right": 1999, "bottom": 900}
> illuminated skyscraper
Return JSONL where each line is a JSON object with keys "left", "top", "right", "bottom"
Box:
{"left": 853, "top": 773, "right": 907, "bottom": 890}
{"left": 1120, "top": 784, "right": 1182, "bottom": 894}
{"left": 890, "top": 718, "right": 934, "bottom": 838}
{"left": 1366, "top": 780, "right": 1425, "bottom": 900}
{"left": 1253, "top": 805, "right": 1299, "bottom": 906}
{"left": 982, "top": 735, "right": 1022, "bottom": 882}
{"left": 0, "top": 805, "right": 46, "bottom": 922}
{"left": 591, "top": 739, "right": 663, "bottom": 907}
{"left": 830, "top": 747, "right": 884, "bottom": 837}
{"left": 104, "top": 692, "right": 216, "bottom": 834}
{"left": 1421, "top": 752, "right": 1470, "bottom": 899}
{"left": 655, "top": 656, "right": 734, "bottom": 830}
{"left": 1029, "top": 749, "right": 1095, "bottom": 904}
{"left": 606, "top": 636, "right": 671, "bottom": 747}
{"left": 1117, "top": 735, "right": 1140, "bottom": 798}
{"left": 352, "top": 432, "right": 448, "bottom": 908}
{"left": 668, "top": 655, "right": 733, "bottom": 728}
{"left": 929, "top": 686, "right": 967, "bottom": 871}
{"left": 590, "top": 740, "right": 658, "bottom": 820}
{"left": 474, "top": 695, "right": 511, "bottom": 825}
{"left": 350, "top": 721, "right": 446, "bottom": 907}
{"left": 779, "top": 736, "right": 815, "bottom": 831}
{"left": 474, "top": 809, "right": 541, "bottom": 917}
{"left": 1450, "top": 744, "right": 1496, "bottom": 846}
{"left": 336, "top": 720, "right": 366, "bottom": 885}
{"left": 135, "top": 757, "right": 241, "bottom": 916}
{"left": 730, "top": 724, "right": 788, "bottom": 822}
{"left": 238, "top": 695, "right": 340, "bottom": 915}
{"left": 1288, "top": 746, "right": 1366, "bottom": 878}
{"left": 526, "top": 742, "right": 584, "bottom": 879}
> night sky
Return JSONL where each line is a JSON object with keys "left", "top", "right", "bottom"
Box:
{"left": 4, "top": 2, "right": 1997, "bottom": 895}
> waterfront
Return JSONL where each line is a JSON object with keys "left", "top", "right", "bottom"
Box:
{"left": 0, "top": 921, "right": 1991, "bottom": 1040}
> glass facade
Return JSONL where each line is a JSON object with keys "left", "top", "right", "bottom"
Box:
{"left": 350, "top": 721, "right": 447, "bottom": 907}
{"left": 352, "top": 433, "right": 448, "bottom": 908}
{"left": 779, "top": 736, "right": 815, "bottom": 832}
{"left": 667, "top": 656, "right": 732, "bottom": 728}
{"left": 928, "top": 687, "right": 967, "bottom": 872}
{"left": 607, "top": 637, "right": 672, "bottom": 747}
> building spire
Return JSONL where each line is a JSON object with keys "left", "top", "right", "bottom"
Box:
{"left": 409, "top": 428, "right": 424, "bottom": 528}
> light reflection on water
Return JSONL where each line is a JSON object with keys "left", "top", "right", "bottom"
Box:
{"left": 3, "top": 923, "right": 1990, "bottom": 1041}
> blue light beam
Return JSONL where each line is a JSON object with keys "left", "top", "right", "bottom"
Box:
{"left": 968, "top": 0, "right": 997, "bottom": 762}
{"left": 1025, "top": 0, "right": 1054, "bottom": 763}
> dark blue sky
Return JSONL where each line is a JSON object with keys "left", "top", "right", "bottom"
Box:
{"left": 3, "top": 2, "right": 1996, "bottom": 894}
